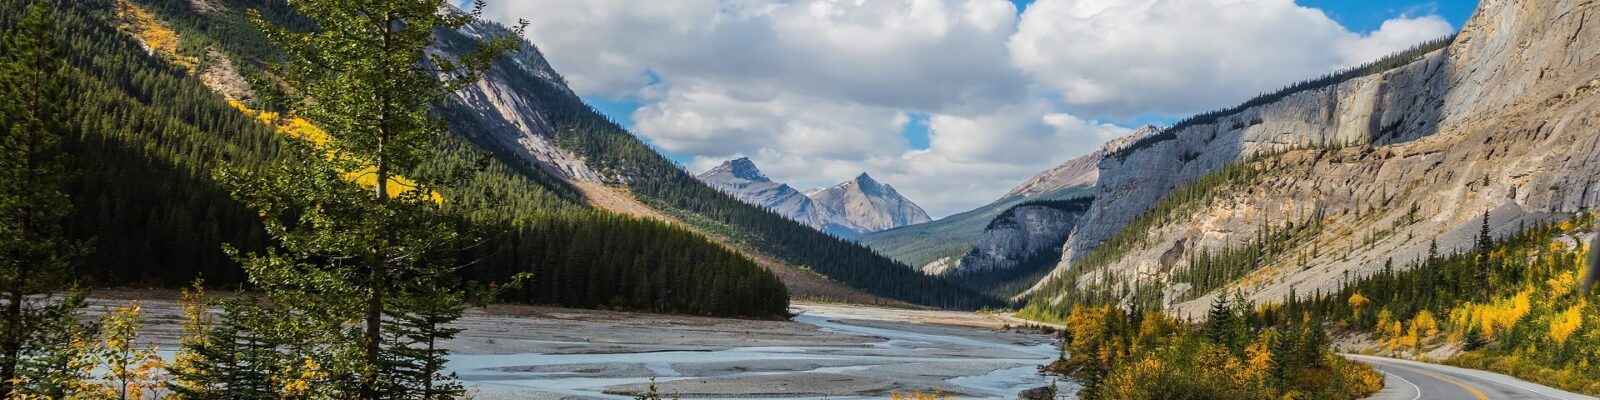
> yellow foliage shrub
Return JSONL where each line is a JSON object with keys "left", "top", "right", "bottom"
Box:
{"left": 113, "top": 0, "right": 198, "bottom": 69}
{"left": 1344, "top": 292, "right": 1369, "bottom": 320}
{"left": 1549, "top": 302, "right": 1583, "bottom": 344}
{"left": 887, "top": 389, "right": 950, "bottom": 400}
{"left": 1460, "top": 290, "right": 1533, "bottom": 338}
{"left": 226, "top": 101, "right": 439, "bottom": 201}
{"left": 1412, "top": 310, "right": 1439, "bottom": 338}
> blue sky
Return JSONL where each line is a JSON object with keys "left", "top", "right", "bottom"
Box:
{"left": 583, "top": 1, "right": 1478, "bottom": 165}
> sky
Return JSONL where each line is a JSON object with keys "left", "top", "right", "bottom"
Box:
{"left": 476, "top": 0, "right": 1478, "bottom": 218}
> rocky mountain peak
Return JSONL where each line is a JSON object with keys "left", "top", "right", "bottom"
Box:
{"left": 702, "top": 157, "right": 772, "bottom": 183}
{"left": 1102, "top": 125, "right": 1162, "bottom": 154}
{"left": 1000, "top": 126, "right": 1161, "bottom": 201}
{"left": 849, "top": 173, "right": 892, "bottom": 195}
{"left": 694, "top": 159, "right": 932, "bottom": 237}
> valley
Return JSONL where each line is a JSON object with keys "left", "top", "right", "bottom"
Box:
{"left": 1, "top": 0, "right": 1597, "bottom": 398}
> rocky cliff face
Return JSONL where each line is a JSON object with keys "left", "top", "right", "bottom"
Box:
{"left": 438, "top": 21, "right": 605, "bottom": 184}
{"left": 1028, "top": 0, "right": 1600, "bottom": 315}
{"left": 864, "top": 127, "right": 1151, "bottom": 275}
{"left": 954, "top": 199, "right": 1093, "bottom": 277}
{"left": 806, "top": 173, "right": 933, "bottom": 237}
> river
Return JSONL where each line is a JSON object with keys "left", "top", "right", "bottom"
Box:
{"left": 450, "top": 304, "right": 1068, "bottom": 399}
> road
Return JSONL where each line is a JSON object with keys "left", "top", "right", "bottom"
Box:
{"left": 1347, "top": 354, "right": 1597, "bottom": 400}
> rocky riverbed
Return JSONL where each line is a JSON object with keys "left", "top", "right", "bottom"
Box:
{"left": 88, "top": 291, "right": 1066, "bottom": 399}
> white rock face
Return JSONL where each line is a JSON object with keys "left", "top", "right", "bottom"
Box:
{"left": 807, "top": 173, "right": 934, "bottom": 237}
{"left": 696, "top": 159, "right": 932, "bottom": 236}
{"left": 1028, "top": 0, "right": 1600, "bottom": 314}
{"left": 439, "top": 20, "right": 606, "bottom": 184}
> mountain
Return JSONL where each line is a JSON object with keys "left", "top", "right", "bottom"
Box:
{"left": 858, "top": 126, "right": 1155, "bottom": 274}
{"left": 44, "top": 0, "right": 998, "bottom": 313}
{"left": 1004, "top": 125, "right": 1159, "bottom": 199}
{"left": 938, "top": 198, "right": 1094, "bottom": 298}
{"left": 431, "top": 8, "right": 998, "bottom": 309}
{"left": 693, "top": 158, "right": 822, "bottom": 228}
{"left": 1020, "top": 0, "right": 1600, "bottom": 319}
{"left": 805, "top": 173, "right": 932, "bottom": 237}
{"left": 27, "top": 0, "right": 800, "bottom": 318}
{"left": 695, "top": 159, "right": 932, "bottom": 237}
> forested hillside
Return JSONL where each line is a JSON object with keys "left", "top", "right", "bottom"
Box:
{"left": 1273, "top": 215, "right": 1600, "bottom": 394}
{"left": 3, "top": 0, "right": 788, "bottom": 318}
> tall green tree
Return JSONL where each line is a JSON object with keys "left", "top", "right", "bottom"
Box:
{"left": 1475, "top": 211, "right": 1493, "bottom": 301}
{"left": 219, "top": 0, "right": 525, "bottom": 397}
{"left": 1204, "top": 291, "right": 1233, "bottom": 344}
{"left": 0, "top": 0, "right": 91, "bottom": 395}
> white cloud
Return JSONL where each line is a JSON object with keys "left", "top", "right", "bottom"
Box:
{"left": 483, "top": 0, "right": 1028, "bottom": 112}
{"left": 1336, "top": 15, "right": 1455, "bottom": 67}
{"left": 478, "top": 0, "right": 1458, "bottom": 217}
{"left": 1009, "top": 0, "right": 1456, "bottom": 117}
{"left": 632, "top": 87, "right": 910, "bottom": 160}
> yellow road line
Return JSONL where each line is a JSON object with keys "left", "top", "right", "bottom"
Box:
{"left": 1380, "top": 361, "right": 1490, "bottom": 400}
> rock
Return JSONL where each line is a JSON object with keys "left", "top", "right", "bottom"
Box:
{"left": 437, "top": 20, "right": 606, "bottom": 184}
{"left": 1004, "top": 125, "right": 1159, "bottom": 199}
{"left": 1017, "top": 386, "right": 1054, "bottom": 400}
{"left": 1027, "top": 0, "right": 1600, "bottom": 316}
{"left": 953, "top": 198, "right": 1093, "bottom": 277}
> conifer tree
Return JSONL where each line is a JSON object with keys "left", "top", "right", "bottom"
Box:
{"left": 1205, "top": 290, "right": 1234, "bottom": 344}
{"left": 0, "top": 1, "right": 91, "bottom": 395}
{"left": 220, "top": 0, "right": 526, "bottom": 397}
{"left": 168, "top": 285, "right": 277, "bottom": 400}
{"left": 1475, "top": 211, "right": 1493, "bottom": 301}
{"left": 381, "top": 284, "right": 466, "bottom": 399}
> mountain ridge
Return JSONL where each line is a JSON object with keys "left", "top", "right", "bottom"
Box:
{"left": 696, "top": 158, "right": 933, "bottom": 237}
{"left": 1019, "top": 0, "right": 1600, "bottom": 319}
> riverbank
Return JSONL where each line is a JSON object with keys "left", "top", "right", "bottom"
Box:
{"left": 87, "top": 290, "right": 1065, "bottom": 399}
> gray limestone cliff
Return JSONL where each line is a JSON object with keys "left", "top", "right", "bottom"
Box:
{"left": 1028, "top": 0, "right": 1600, "bottom": 315}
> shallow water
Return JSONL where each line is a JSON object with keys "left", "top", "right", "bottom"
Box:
{"left": 449, "top": 310, "right": 1068, "bottom": 399}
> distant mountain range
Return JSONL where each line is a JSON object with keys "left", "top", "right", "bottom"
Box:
{"left": 696, "top": 158, "right": 931, "bottom": 237}
{"left": 857, "top": 126, "right": 1156, "bottom": 298}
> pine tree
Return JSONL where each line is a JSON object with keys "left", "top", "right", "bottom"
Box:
{"left": 1463, "top": 326, "right": 1487, "bottom": 351}
{"left": 221, "top": 1, "right": 527, "bottom": 397}
{"left": 1269, "top": 326, "right": 1302, "bottom": 386}
{"left": 1475, "top": 211, "right": 1493, "bottom": 301}
{"left": 1205, "top": 290, "right": 1234, "bottom": 344}
{"left": 0, "top": 1, "right": 91, "bottom": 395}
{"left": 1427, "top": 238, "right": 1438, "bottom": 262}
{"left": 381, "top": 284, "right": 466, "bottom": 399}
{"left": 168, "top": 287, "right": 276, "bottom": 400}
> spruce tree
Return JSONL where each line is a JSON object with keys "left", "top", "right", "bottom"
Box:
{"left": 168, "top": 289, "right": 276, "bottom": 400}
{"left": 1269, "top": 326, "right": 1302, "bottom": 386}
{"left": 1475, "top": 211, "right": 1493, "bottom": 301}
{"left": 1205, "top": 290, "right": 1233, "bottom": 344}
{"left": 0, "top": 1, "right": 91, "bottom": 395}
{"left": 381, "top": 284, "right": 466, "bottom": 399}
{"left": 220, "top": 0, "right": 526, "bottom": 397}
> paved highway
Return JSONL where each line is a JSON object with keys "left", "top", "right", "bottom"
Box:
{"left": 1348, "top": 354, "right": 1597, "bottom": 400}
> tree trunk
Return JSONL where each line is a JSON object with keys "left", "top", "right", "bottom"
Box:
{"left": 365, "top": 136, "right": 389, "bottom": 399}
